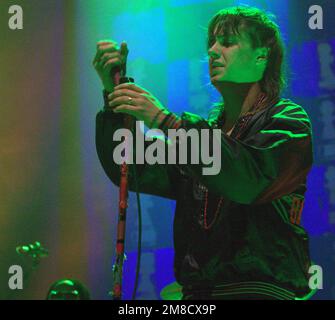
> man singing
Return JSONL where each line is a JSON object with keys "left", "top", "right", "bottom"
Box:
{"left": 93, "top": 6, "right": 314, "bottom": 300}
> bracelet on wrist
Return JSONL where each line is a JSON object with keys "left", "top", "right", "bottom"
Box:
{"left": 150, "top": 109, "right": 165, "bottom": 129}
{"left": 158, "top": 111, "right": 182, "bottom": 134}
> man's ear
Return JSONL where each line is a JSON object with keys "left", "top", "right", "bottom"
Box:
{"left": 255, "top": 47, "right": 269, "bottom": 64}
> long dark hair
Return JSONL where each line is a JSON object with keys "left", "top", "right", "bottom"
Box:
{"left": 207, "top": 6, "right": 286, "bottom": 104}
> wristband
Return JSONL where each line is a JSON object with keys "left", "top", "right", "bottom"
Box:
{"left": 150, "top": 109, "right": 164, "bottom": 129}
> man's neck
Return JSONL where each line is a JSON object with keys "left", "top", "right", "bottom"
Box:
{"left": 217, "top": 81, "right": 261, "bottom": 131}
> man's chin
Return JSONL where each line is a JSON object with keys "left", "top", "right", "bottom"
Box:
{"left": 210, "top": 76, "right": 230, "bottom": 84}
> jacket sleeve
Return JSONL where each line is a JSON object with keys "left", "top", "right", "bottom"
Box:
{"left": 95, "top": 107, "right": 182, "bottom": 200}
{"left": 163, "top": 100, "right": 313, "bottom": 205}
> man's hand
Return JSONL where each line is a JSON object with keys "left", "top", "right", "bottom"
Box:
{"left": 93, "top": 40, "right": 129, "bottom": 92}
{"left": 107, "top": 83, "right": 169, "bottom": 129}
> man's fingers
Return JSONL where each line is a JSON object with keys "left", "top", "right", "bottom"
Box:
{"left": 113, "top": 105, "right": 137, "bottom": 115}
{"left": 114, "top": 83, "right": 150, "bottom": 95}
{"left": 93, "top": 40, "right": 128, "bottom": 81}
{"left": 96, "top": 43, "right": 119, "bottom": 57}
{"left": 98, "top": 44, "right": 119, "bottom": 54}
{"left": 100, "top": 52, "right": 119, "bottom": 64}
{"left": 93, "top": 45, "right": 119, "bottom": 65}
{"left": 108, "top": 90, "right": 139, "bottom": 100}
{"left": 93, "top": 49, "right": 103, "bottom": 65}
{"left": 103, "top": 58, "right": 121, "bottom": 69}
{"left": 99, "top": 43, "right": 119, "bottom": 51}
{"left": 97, "top": 40, "right": 117, "bottom": 48}
{"left": 94, "top": 40, "right": 127, "bottom": 63}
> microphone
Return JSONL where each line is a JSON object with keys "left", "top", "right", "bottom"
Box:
{"left": 111, "top": 41, "right": 129, "bottom": 86}
{"left": 16, "top": 241, "right": 49, "bottom": 259}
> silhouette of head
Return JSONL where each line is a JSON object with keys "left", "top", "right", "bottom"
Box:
{"left": 46, "top": 279, "right": 90, "bottom": 300}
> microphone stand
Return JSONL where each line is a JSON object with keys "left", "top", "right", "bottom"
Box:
{"left": 110, "top": 67, "right": 135, "bottom": 300}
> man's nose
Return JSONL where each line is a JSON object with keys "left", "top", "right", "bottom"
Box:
{"left": 208, "top": 47, "right": 220, "bottom": 59}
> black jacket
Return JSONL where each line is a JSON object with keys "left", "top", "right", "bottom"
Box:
{"left": 96, "top": 96, "right": 313, "bottom": 299}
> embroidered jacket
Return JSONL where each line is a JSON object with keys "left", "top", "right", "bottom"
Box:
{"left": 96, "top": 95, "right": 313, "bottom": 299}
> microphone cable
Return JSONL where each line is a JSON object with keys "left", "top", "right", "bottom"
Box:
{"left": 131, "top": 162, "right": 142, "bottom": 300}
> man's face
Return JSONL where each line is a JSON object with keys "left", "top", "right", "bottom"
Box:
{"left": 208, "top": 27, "right": 267, "bottom": 85}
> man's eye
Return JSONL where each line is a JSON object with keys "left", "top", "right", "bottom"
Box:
{"left": 208, "top": 36, "right": 235, "bottom": 48}
{"left": 208, "top": 37, "right": 215, "bottom": 47}
{"left": 219, "top": 39, "right": 234, "bottom": 47}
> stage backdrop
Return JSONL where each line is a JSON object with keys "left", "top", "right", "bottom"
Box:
{"left": 0, "top": 0, "right": 334, "bottom": 299}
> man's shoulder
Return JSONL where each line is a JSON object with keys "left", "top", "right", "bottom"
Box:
{"left": 265, "top": 98, "right": 312, "bottom": 129}
{"left": 205, "top": 98, "right": 312, "bottom": 131}
{"left": 269, "top": 98, "right": 310, "bottom": 118}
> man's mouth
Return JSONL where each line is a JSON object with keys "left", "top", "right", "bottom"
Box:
{"left": 211, "top": 62, "right": 225, "bottom": 68}
{"left": 211, "top": 65, "right": 225, "bottom": 73}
